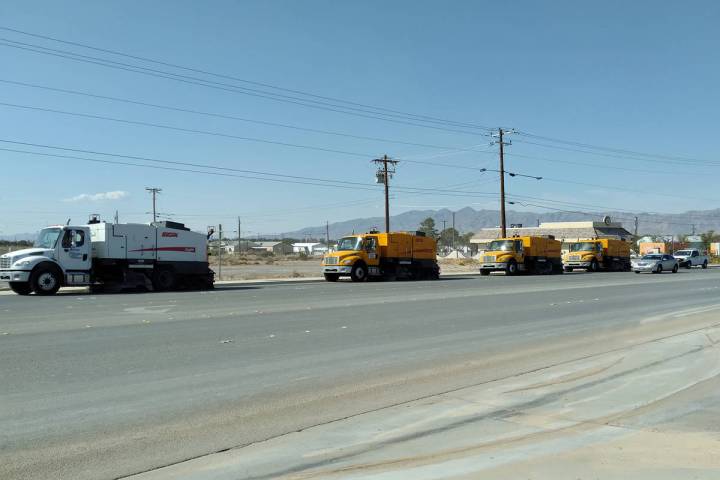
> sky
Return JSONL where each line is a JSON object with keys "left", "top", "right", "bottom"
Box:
{"left": 0, "top": 1, "right": 718, "bottom": 237}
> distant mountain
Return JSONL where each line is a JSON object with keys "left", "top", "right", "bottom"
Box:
{"left": 285, "top": 207, "right": 720, "bottom": 240}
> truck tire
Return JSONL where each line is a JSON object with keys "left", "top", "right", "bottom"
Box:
{"left": 30, "top": 266, "right": 61, "bottom": 295}
{"left": 9, "top": 282, "right": 32, "bottom": 295}
{"left": 152, "top": 268, "right": 176, "bottom": 291}
{"left": 588, "top": 259, "right": 599, "bottom": 273}
{"left": 506, "top": 260, "right": 518, "bottom": 276}
{"left": 564, "top": 266, "right": 573, "bottom": 272}
{"left": 686, "top": 260, "right": 692, "bottom": 269}
{"left": 703, "top": 260, "right": 708, "bottom": 269}
{"left": 350, "top": 263, "right": 367, "bottom": 282}
{"left": 324, "top": 273, "right": 339, "bottom": 282}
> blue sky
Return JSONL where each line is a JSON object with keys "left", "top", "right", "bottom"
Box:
{"left": 1, "top": 1, "right": 718, "bottom": 237}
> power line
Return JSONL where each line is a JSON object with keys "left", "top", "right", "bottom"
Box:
{"left": 0, "top": 38, "right": 489, "bottom": 136}
{"left": 0, "top": 141, "right": 506, "bottom": 198}
{"left": 0, "top": 25, "right": 495, "bottom": 132}
{"left": 0, "top": 78, "right": 497, "bottom": 154}
{"left": 513, "top": 137, "right": 719, "bottom": 167}
{"left": 515, "top": 130, "right": 712, "bottom": 164}
{"left": 0, "top": 101, "right": 372, "bottom": 158}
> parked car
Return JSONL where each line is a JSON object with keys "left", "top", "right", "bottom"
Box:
{"left": 673, "top": 249, "right": 709, "bottom": 269}
{"left": 632, "top": 254, "right": 678, "bottom": 274}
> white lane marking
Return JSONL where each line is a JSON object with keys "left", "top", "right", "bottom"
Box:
{"left": 268, "top": 334, "right": 276, "bottom": 338}
{"left": 341, "top": 326, "right": 348, "bottom": 329}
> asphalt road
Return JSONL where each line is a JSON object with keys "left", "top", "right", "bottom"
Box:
{"left": 2, "top": 269, "right": 720, "bottom": 479}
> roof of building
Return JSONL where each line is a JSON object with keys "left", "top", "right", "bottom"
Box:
{"left": 254, "top": 241, "right": 283, "bottom": 248}
{"left": 471, "top": 220, "right": 633, "bottom": 244}
{"left": 292, "top": 242, "right": 323, "bottom": 248}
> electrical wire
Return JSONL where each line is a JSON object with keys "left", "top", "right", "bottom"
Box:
{"left": 0, "top": 78, "right": 495, "bottom": 154}
{"left": 0, "top": 25, "right": 495, "bottom": 132}
{"left": 0, "top": 38, "right": 488, "bottom": 136}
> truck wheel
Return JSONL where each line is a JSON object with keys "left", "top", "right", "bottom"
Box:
{"left": 686, "top": 261, "right": 692, "bottom": 269}
{"left": 702, "top": 261, "right": 708, "bottom": 269}
{"left": 479, "top": 269, "right": 490, "bottom": 276}
{"left": 152, "top": 268, "right": 176, "bottom": 291}
{"left": 564, "top": 266, "right": 573, "bottom": 272}
{"left": 9, "top": 282, "right": 32, "bottom": 295}
{"left": 350, "top": 263, "right": 367, "bottom": 282}
{"left": 506, "top": 260, "right": 518, "bottom": 276}
{"left": 588, "top": 259, "right": 599, "bottom": 272}
{"left": 324, "top": 273, "right": 339, "bottom": 282}
{"left": 30, "top": 267, "right": 61, "bottom": 295}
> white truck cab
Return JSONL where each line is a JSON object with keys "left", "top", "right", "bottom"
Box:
{"left": 0, "top": 226, "right": 91, "bottom": 295}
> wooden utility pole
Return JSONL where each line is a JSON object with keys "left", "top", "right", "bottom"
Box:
{"left": 218, "top": 223, "right": 223, "bottom": 281}
{"left": 145, "top": 187, "right": 162, "bottom": 223}
{"left": 325, "top": 220, "right": 330, "bottom": 247}
{"left": 372, "top": 155, "right": 398, "bottom": 233}
{"left": 498, "top": 129, "right": 507, "bottom": 238}
{"left": 237, "top": 216, "right": 242, "bottom": 255}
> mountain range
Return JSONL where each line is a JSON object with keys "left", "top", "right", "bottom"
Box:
{"left": 284, "top": 207, "right": 720, "bottom": 240}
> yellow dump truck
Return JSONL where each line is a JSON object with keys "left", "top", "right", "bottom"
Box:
{"left": 321, "top": 231, "right": 439, "bottom": 282}
{"left": 479, "top": 236, "right": 563, "bottom": 276}
{"left": 563, "top": 238, "right": 631, "bottom": 272}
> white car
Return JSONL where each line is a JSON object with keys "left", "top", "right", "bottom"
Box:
{"left": 632, "top": 254, "right": 678, "bottom": 274}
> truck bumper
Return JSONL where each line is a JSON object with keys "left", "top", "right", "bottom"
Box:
{"left": 0, "top": 270, "right": 31, "bottom": 283}
{"left": 322, "top": 266, "right": 352, "bottom": 275}
{"left": 480, "top": 262, "right": 508, "bottom": 271}
{"left": 564, "top": 261, "right": 591, "bottom": 268}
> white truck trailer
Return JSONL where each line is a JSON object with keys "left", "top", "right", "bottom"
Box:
{"left": 0, "top": 216, "right": 214, "bottom": 295}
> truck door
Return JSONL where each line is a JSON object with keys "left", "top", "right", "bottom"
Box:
{"left": 58, "top": 228, "right": 92, "bottom": 271}
{"left": 364, "top": 237, "right": 380, "bottom": 266}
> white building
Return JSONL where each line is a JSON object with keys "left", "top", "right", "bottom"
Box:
{"left": 292, "top": 242, "right": 327, "bottom": 256}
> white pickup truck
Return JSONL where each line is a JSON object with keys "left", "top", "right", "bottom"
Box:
{"left": 673, "top": 249, "right": 708, "bottom": 269}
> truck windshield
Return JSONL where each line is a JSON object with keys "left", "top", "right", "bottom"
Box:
{"left": 487, "top": 240, "right": 514, "bottom": 252}
{"left": 336, "top": 237, "right": 362, "bottom": 251}
{"left": 34, "top": 228, "right": 62, "bottom": 249}
{"left": 570, "top": 242, "right": 597, "bottom": 252}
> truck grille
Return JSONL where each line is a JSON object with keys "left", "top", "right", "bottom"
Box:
{"left": 324, "top": 257, "right": 338, "bottom": 265}
{"left": 569, "top": 255, "right": 581, "bottom": 261}
{"left": 0, "top": 257, "right": 11, "bottom": 269}
{"left": 483, "top": 255, "right": 495, "bottom": 262}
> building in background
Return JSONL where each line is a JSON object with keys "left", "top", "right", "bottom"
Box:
{"left": 292, "top": 242, "right": 327, "bottom": 256}
{"left": 471, "top": 220, "right": 633, "bottom": 252}
{"left": 250, "top": 241, "right": 293, "bottom": 255}
{"left": 639, "top": 242, "right": 666, "bottom": 255}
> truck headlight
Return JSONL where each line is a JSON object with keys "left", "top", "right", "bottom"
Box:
{"left": 14, "top": 259, "right": 32, "bottom": 267}
{"left": 342, "top": 259, "right": 353, "bottom": 265}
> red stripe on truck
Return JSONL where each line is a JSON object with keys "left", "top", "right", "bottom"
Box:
{"left": 129, "top": 246, "right": 196, "bottom": 253}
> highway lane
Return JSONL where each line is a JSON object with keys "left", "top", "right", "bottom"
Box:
{"left": 2, "top": 270, "right": 720, "bottom": 479}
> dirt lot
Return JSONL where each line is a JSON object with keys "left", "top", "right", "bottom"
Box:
{"left": 210, "top": 255, "right": 479, "bottom": 280}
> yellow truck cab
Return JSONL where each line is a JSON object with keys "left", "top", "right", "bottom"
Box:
{"left": 321, "top": 231, "right": 439, "bottom": 282}
{"left": 563, "top": 238, "right": 631, "bottom": 272}
{"left": 480, "top": 235, "right": 563, "bottom": 276}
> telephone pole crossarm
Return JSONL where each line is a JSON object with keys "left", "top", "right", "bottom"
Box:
{"left": 372, "top": 155, "right": 399, "bottom": 233}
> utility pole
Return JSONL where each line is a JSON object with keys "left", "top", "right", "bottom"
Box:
{"left": 372, "top": 155, "right": 398, "bottom": 233}
{"left": 114, "top": 210, "right": 119, "bottom": 224}
{"left": 441, "top": 219, "right": 447, "bottom": 232}
{"left": 325, "top": 220, "right": 330, "bottom": 247}
{"left": 691, "top": 224, "right": 696, "bottom": 235}
{"left": 452, "top": 211, "right": 456, "bottom": 251}
{"left": 237, "top": 216, "right": 242, "bottom": 255}
{"left": 218, "top": 223, "right": 223, "bottom": 281}
{"left": 145, "top": 187, "right": 162, "bottom": 223}
{"left": 634, "top": 216, "right": 639, "bottom": 237}
{"left": 491, "top": 129, "right": 512, "bottom": 237}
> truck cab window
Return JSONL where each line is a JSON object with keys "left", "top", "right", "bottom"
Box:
{"left": 73, "top": 230, "right": 85, "bottom": 247}
{"left": 514, "top": 240, "right": 523, "bottom": 253}
{"left": 365, "top": 238, "right": 377, "bottom": 251}
{"left": 61, "top": 230, "right": 74, "bottom": 248}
